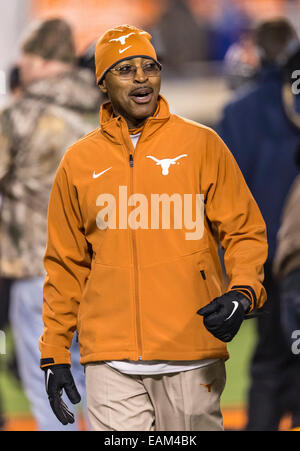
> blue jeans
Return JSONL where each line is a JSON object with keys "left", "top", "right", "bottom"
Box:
{"left": 9, "top": 277, "right": 87, "bottom": 431}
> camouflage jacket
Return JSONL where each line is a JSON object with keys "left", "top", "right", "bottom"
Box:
{"left": 0, "top": 69, "right": 101, "bottom": 278}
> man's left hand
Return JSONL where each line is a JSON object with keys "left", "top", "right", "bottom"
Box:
{"left": 197, "top": 291, "right": 251, "bottom": 342}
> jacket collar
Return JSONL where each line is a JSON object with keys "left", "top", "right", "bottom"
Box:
{"left": 99, "top": 95, "right": 171, "bottom": 144}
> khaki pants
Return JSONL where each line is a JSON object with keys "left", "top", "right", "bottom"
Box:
{"left": 85, "top": 360, "right": 226, "bottom": 431}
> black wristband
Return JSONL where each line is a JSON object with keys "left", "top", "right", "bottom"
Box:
{"left": 240, "top": 296, "right": 251, "bottom": 313}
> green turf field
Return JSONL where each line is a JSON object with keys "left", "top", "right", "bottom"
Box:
{"left": 0, "top": 320, "right": 257, "bottom": 416}
{"left": 221, "top": 318, "right": 257, "bottom": 407}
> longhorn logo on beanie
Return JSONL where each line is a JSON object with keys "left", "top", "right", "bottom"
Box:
{"left": 95, "top": 24, "right": 160, "bottom": 84}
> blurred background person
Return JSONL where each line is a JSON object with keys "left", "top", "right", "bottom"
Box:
{"left": 273, "top": 144, "right": 300, "bottom": 431}
{"left": 223, "top": 27, "right": 260, "bottom": 90}
{"left": 0, "top": 18, "right": 101, "bottom": 430}
{"left": 0, "top": 63, "right": 23, "bottom": 431}
{"left": 217, "top": 17, "right": 300, "bottom": 431}
{"left": 77, "top": 41, "right": 97, "bottom": 83}
{"left": 149, "top": 0, "right": 208, "bottom": 77}
{"left": 206, "top": 0, "right": 252, "bottom": 62}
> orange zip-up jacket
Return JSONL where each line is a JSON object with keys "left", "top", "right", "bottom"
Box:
{"left": 39, "top": 95, "right": 268, "bottom": 367}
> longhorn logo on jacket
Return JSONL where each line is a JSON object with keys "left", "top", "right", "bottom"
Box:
{"left": 146, "top": 154, "right": 188, "bottom": 175}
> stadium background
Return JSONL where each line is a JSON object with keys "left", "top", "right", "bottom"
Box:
{"left": 0, "top": 0, "right": 298, "bottom": 431}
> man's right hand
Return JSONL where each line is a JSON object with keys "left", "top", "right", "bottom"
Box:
{"left": 43, "top": 364, "right": 81, "bottom": 425}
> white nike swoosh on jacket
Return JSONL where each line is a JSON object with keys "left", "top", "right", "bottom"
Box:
{"left": 93, "top": 167, "right": 112, "bottom": 179}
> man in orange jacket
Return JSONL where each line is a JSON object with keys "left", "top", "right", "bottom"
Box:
{"left": 39, "top": 25, "right": 268, "bottom": 431}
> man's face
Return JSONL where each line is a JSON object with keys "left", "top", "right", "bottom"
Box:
{"left": 100, "top": 57, "right": 161, "bottom": 128}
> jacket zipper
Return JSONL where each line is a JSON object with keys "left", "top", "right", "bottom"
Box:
{"left": 129, "top": 152, "right": 143, "bottom": 360}
{"left": 129, "top": 153, "right": 134, "bottom": 168}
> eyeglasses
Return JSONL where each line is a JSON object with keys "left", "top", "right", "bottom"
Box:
{"left": 109, "top": 61, "right": 161, "bottom": 80}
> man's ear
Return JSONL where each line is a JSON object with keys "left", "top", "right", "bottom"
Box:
{"left": 99, "top": 79, "right": 108, "bottom": 95}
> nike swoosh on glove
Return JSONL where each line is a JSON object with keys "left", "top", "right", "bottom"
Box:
{"left": 43, "top": 364, "right": 81, "bottom": 425}
{"left": 197, "top": 291, "right": 251, "bottom": 342}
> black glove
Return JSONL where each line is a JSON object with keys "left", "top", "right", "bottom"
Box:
{"left": 43, "top": 364, "right": 81, "bottom": 425}
{"left": 197, "top": 291, "right": 251, "bottom": 342}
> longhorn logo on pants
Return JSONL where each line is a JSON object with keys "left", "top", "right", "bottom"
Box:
{"left": 146, "top": 154, "right": 188, "bottom": 175}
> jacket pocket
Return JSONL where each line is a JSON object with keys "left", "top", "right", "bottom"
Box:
{"left": 195, "top": 250, "right": 223, "bottom": 307}
{"left": 140, "top": 249, "right": 223, "bottom": 353}
{"left": 77, "top": 262, "right": 133, "bottom": 356}
{"left": 199, "top": 268, "right": 214, "bottom": 306}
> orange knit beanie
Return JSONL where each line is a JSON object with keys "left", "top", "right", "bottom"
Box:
{"left": 95, "top": 24, "right": 160, "bottom": 84}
